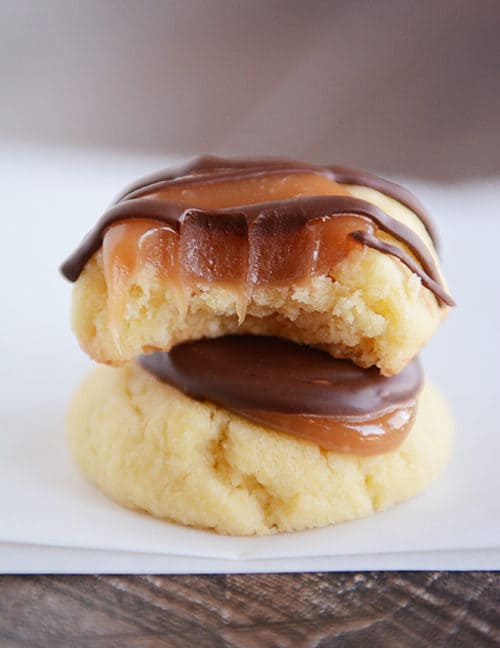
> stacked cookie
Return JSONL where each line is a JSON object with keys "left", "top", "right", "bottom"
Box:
{"left": 62, "top": 157, "right": 454, "bottom": 535}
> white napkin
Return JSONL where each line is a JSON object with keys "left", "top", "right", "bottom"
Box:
{"left": 1, "top": 144, "right": 499, "bottom": 572}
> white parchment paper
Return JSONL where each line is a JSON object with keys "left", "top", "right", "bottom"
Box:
{"left": 1, "top": 145, "right": 498, "bottom": 572}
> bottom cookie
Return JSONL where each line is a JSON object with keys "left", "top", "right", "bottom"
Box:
{"left": 67, "top": 363, "right": 453, "bottom": 536}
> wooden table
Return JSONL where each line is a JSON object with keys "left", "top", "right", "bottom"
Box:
{"left": 1, "top": 572, "right": 499, "bottom": 646}
{"left": 2, "top": 2, "right": 499, "bottom": 642}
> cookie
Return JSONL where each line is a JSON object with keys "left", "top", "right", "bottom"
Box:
{"left": 67, "top": 361, "right": 453, "bottom": 536}
{"left": 62, "top": 157, "right": 453, "bottom": 375}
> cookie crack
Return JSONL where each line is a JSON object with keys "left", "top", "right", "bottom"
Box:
{"left": 123, "top": 367, "right": 143, "bottom": 420}
{"left": 209, "top": 413, "right": 279, "bottom": 532}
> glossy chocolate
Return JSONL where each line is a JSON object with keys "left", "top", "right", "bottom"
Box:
{"left": 138, "top": 336, "right": 423, "bottom": 417}
{"left": 60, "top": 156, "right": 454, "bottom": 306}
{"left": 138, "top": 335, "right": 423, "bottom": 454}
{"left": 115, "top": 155, "right": 439, "bottom": 245}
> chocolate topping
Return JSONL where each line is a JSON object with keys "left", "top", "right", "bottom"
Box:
{"left": 115, "top": 156, "right": 438, "bottom": 245}
{"left": 60, "top": 156, "right": 454, "bottom": 307}
{"left": 138, "top": 336, "right": 423, "bottom": 417}
{"left": 350, "top": 230, "right": 449, "bottom": 303}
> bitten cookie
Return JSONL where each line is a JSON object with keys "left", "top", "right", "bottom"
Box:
{"left": 67, "top": 361, "right": 453, "bottom": 536}
{"left": 62, "top": 157, "right": 453, "bottom": 375}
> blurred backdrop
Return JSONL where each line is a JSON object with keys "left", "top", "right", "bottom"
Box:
{"left": 1, "top": 0, "right": 499, "bottom": 179}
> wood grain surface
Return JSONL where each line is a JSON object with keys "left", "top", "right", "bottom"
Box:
{"left": 1, "top": 572, "right": 499, "bottom": 647}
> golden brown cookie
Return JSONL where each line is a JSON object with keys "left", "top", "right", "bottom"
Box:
{"left": 62, "top": 158, "right": 453, "bottom": 375}
{"left": 67, "top": 361, "right": 453, "bottom": 536}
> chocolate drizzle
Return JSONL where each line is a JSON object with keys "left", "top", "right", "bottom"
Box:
{"left": 60, "top": 156, "right": 454, "bottom": 306}
{"left": 349, "top": 231, "right": 448, "bottom": 302}
{"left": 138, "top": 335, "right": 423, "bottom": 417}
{"left": 327, "top": 164, "right": 439, "bottom": 247}
{"left": 115, "top": 156, "right": 439, "bottom": 245}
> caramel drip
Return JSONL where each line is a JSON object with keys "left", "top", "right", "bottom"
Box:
{"left": 102, "top": 220, "right": 188, "bottom": 343}
{"left": 138, "top": 336, "right": 423, "bottom": 455}
{"left": 99, "top": 171, "right": 366, "bottom": 327}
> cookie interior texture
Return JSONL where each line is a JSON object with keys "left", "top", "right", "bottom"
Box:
{"left": 67, "top": 363, "right": 453, "bottom": 536}
{"left": 71, "top": 185, "right": 447, "bottom": 376}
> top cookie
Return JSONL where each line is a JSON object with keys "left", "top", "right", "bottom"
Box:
{"left": 61, "top": 156, "right": 453, "bottom": 375}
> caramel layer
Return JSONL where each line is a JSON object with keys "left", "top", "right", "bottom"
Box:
{"left": 116, "top": 155, "right": 438, "bottom": 245}
{"left": 152, "top": 170, "right": 349, "bottom": 208}
{"left": 100, "top": 169, "right": 376, "bottom": 329}
{"left": 138, "top": 335, "right": 423, "bottom": 455}
{"left": 61, "top": 156, "right": 454, "bottom": 308}
{"left": 240, "top": 405, "right": 416, "bottom": 455}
